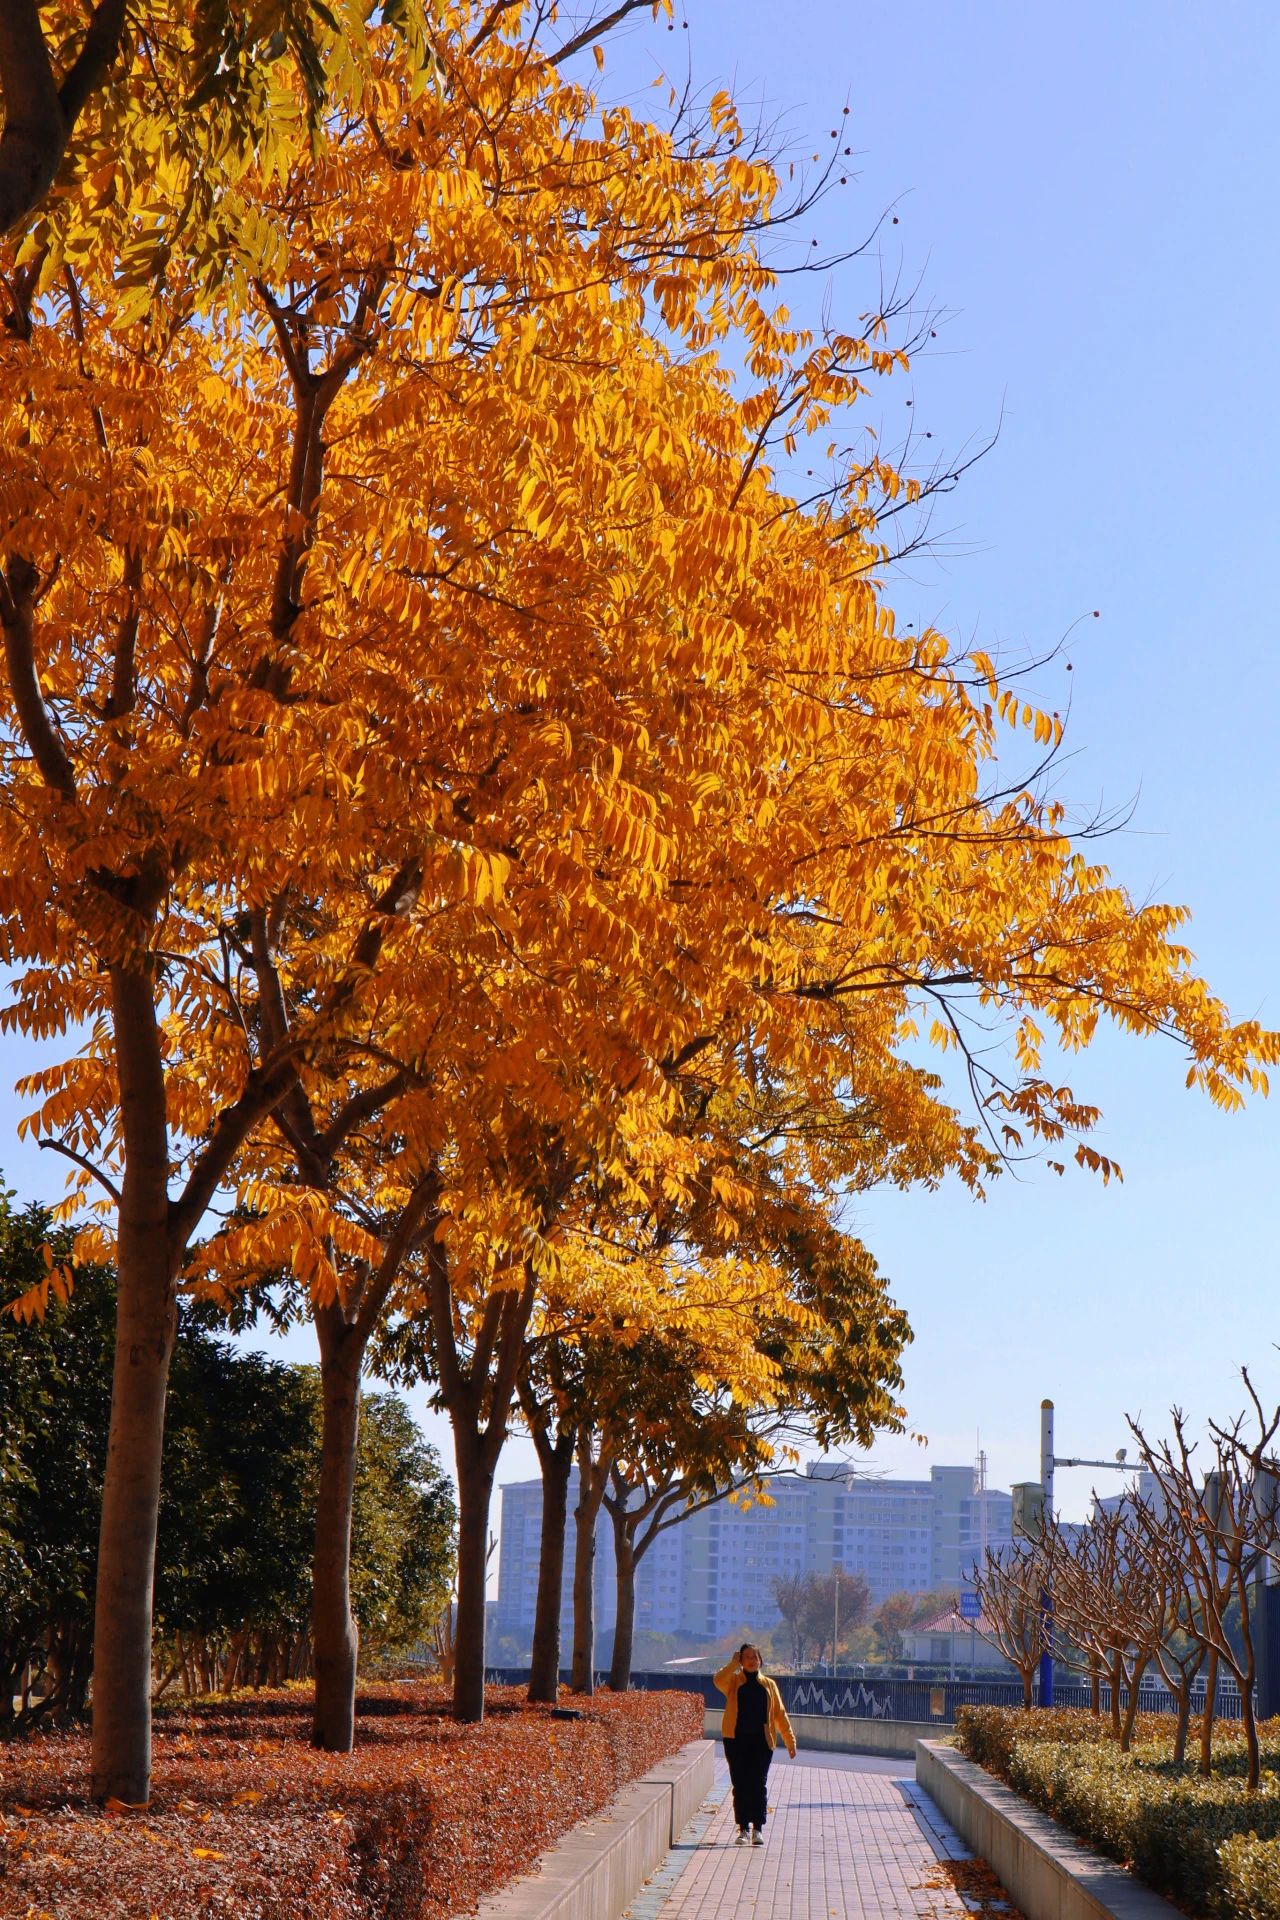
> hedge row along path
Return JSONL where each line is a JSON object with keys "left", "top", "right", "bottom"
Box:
{"left": 0, "top": 1682, "right": 702, "bottom": 1918}
{"left": 625, "top": 1748, "right": 1021, "bottom": 1920}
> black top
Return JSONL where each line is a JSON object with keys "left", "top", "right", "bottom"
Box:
{"left": 736, "top": 1671, "right": 768, "bottom": 1741}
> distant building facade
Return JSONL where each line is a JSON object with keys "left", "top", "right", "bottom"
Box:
{"left": 494, "top": 1461, "right": 1015, "bottom": 1650}
{"left": 492, "top": 1470, "right": 689, "bottom": 1651}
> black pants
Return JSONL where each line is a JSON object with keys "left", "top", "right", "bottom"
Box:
{"left": 724, "top": 1734, "right": 772, "bottom": 1830}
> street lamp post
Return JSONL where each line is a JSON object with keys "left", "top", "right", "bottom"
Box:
{"left": 1040, "top": 1401, "right": 1054, "bottom": 1706}
{"left": 1033, "top": 1399, "right": 1134, "bottom": 1708}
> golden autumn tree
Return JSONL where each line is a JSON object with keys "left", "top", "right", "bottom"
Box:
{"left": 509, "top": 1058, "right": 928, "bottom": 1703}
{"left": 2, "top": 0, "right": 1278, "bottom": 1805}
{"left": 0, "top": 2, "right": 890, "bottom": 1781}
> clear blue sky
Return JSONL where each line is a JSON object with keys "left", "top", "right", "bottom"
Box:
{"left": 652, "top": 0, "right": 1280, "bottom": 1517}
{"left": 4, "top": 2, "right": 1277, "bottom": 1529}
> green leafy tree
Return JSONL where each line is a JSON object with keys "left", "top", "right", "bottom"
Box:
{"left": 0, "top": 1182, "right": 454, "bottom": 1714}
{"left": 0, "top": 1187, "right": 115, "bottom": 1721}
{"left": 872, "top": 1590, "right": 918, "bottom": 1663}
{"left": 349, "top": 1389, "right": 456, "bottom": 1661}
{"left": 154, "top": 1336, "right": 319, "bottom": 1692}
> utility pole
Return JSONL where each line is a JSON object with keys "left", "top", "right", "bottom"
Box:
{"left": 974, "top": 1439, "right": 987, "bottom": 1681}
{"left": 1039, "top": 1400, "right": 1055, "bottom": 1706}
{"left": 1029, "top": 1398, "right": 1133, "bottom": 1709}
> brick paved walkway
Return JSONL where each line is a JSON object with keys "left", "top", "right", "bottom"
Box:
{"left": 625, "top": 1750, "right": 1008, "bottom": 1920}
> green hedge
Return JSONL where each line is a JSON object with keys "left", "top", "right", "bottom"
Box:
{"left": 953, "top": 1707, "right": 1280, "bottom": 1920}
{"left": 1221, "top": 1837, "right": 1280, "bottom": 1920}
{"left": 954, "top": 1705, "right": 1121, "bottom": 1777}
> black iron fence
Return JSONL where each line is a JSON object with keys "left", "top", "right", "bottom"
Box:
{"left": 483, "top": 1666, "right": 1245, "bottom": 1726}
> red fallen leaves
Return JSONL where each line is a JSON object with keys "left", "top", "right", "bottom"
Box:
{"left": 0, "top": 1681, "right": 704, "bottom": 1918}
{"left": 916, "top": 1858, "right": 1024, "bottom": 1920}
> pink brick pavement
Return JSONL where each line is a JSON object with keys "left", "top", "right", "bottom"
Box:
{"left": 627, "top": 1752, "right": 1006, "bottom": 1920}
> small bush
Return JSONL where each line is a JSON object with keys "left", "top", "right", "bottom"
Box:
{"left": 1221, "top": 1837, "right": 1280, "bottom": 1920}
{"left": 0, "top": 1681, "right": 704, "bottom": 1920}
{"left": 955, "top": 1706, "right": 1280, "bottom": 1919}
{"left": 954, "top": 1705, "right": 1119, "bottom": 1778}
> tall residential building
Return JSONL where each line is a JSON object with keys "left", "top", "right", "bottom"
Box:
{"left": 492, "top": 1471, "right": 689, "bottom": 1650}
{"left": 1093, "top": 1471, "right": 1165, "bottom": 1522}
{"left": 495, "top": 1460, "right": 1015, "bottom": 1648}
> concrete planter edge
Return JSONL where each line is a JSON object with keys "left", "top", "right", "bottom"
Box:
{"left": 472, "top": 1736, "right": 715, "bottom": 1920}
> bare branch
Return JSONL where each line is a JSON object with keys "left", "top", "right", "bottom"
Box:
{"left": 547, "top": 1, "right": 657, "bottom": 66}
{"left": 38, "top": 1137, "right": 121, "bottom": 1208}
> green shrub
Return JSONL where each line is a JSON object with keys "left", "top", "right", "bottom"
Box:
{"left": 1011, "top": 1739, "right": 1280, "bottom": 1909}
{"left": 954, "top": 1704, "right": 1126, "bottom": 1778}
{"left": 1221, "top": 1837, "right": 1280, "bottom": 1920}
{"left": 954, "top": 1708, "right": 1280, "bottom": 1918}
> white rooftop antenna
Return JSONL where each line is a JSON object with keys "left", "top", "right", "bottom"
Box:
{"left": 975, "top": 1433, "right": 988, "bottom": 1570}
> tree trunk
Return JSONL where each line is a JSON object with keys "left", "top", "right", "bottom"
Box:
{"left": 1172, "top": 1679, "right": 1192, "bottom": 1766}
{"left": 310, "top": 1309, "right": 364, "bottom": 1751}
{"left": 608, "top": 1515, "right": 636, "bottom": 1692}
{"left": 528, "top": 1440, "right": 573, "bottom": 1704}
{"left": 90, "top": 967, "right": 177, "bottom": 1806}
{"left": 1241, "top": 1675, "right": 1261, "bottom": 1792}
{"left": 223, "top": 1626, "right": 250, "bottom": 1695}
{"left": 1119, "top": 1655, "right": 1145, "bottom": 1752}
{"left": 1199, "top": 1646, "right": 1218, "bottom": 1775}
{"left": 1108, "top": 1653, "right": 1123, "bottom": 1739}
{"left": 452, "top": 1429, "right": 495, "bottom": 1722}
{"left": 427, "top": 1249, "right": 537, "bottom": 1722}
{"left": 1236, "top": 1577, "right": 1261, "bottom": 1793}
{"left": 570, "top": 1474, "right": 596, "bottom": 1694}
{"left": 1089, "top": 1655, "right": 1101, "bottom": 1716}
{"left": 570, "top": 1438, "right": 610, "bottom": 1695}
{"left": 1021, "top": 1665, "right": 1033, "bottom": 1707}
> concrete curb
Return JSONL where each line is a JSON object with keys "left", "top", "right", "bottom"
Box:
{"left": 472, "top": 1738, "right": 715, "bottom": 1920}
{"left": 916, "top": 1741, "right": 1183, "bottom": 1920}
{"left": 703, "top": 1707, "right": 942, "bottom": 1758}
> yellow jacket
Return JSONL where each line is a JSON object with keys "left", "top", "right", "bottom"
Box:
{"left": 714, "top": 1660, "right": 796, "bottom": 1755}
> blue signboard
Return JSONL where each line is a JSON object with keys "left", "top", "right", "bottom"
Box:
{"left": 959, "top": 1591, "right": 981, "bottom": 1621}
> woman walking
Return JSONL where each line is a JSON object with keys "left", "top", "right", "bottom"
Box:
{"left": 714, "top": 1644, "right": 796, "bottom": 1845}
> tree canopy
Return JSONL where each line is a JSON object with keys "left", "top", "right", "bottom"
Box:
{"left": 2, "top": 0, "right": 1276, "bottom": 1801}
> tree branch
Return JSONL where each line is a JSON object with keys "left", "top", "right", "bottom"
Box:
{"left": 547, "top": 1, "right": 657, "bottom": 65}
{"left": 353, "top": 1167, "right": 437, "bottom": 1347}
{"left": 38, "top": 1137, "right": 121, "bottom": 1207}
{"left": 0, "top": 555, "right": 78, "bottom": 798}
{"left": 0, "top": 0, "right": 128, "bottom": 238}
{"left": 314, "top": 1067, "right": 411, "bottom": 1162}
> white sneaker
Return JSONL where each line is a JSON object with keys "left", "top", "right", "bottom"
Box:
{"left": 735, "top": 1828, "right": 749, "bottom": 1845}
{"left": 751, "top": 1827, "right": 765, "bottom": 1846}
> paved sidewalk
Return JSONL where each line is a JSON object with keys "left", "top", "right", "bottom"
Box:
{"left": 625, "top": 1751, "right": 1010, "bottom": 1920}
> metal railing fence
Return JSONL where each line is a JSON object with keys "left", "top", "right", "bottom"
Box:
{"left": 482, "top": 1666, "right": 1245, "bottom": 1726}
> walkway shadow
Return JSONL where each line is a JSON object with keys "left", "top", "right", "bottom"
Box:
{"left": 894, "top": 1781, "right": 1024, "bottom": 1917}
{"left": 894, "top": 1778, "right": 972, "bottom": 1862}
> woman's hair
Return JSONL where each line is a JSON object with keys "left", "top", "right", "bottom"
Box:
{"left": 739, "top": 1643, "right": 760, "bottom": 1660}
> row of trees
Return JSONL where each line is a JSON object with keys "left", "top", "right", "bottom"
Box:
{"left": 769, "top": 1569, "right": 958, "bottom": 1670}
{"left": 2, "top": 1, "right": 1275, "bottom": 1806}
{"left": 772, "top": 1568, "right": 871, "bottom": 1672}
{"left": 973, "top": 1375, "right": 1280, "bottom": 1789}
{"left": 0, "top": 1185, "right": 456, "bottom": 1725}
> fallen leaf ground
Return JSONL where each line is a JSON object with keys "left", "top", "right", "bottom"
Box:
{"left": 0, "top": 1681, "right": 703, "bottom": 1919}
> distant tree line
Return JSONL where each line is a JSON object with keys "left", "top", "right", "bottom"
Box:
{"left": 0, "top": 1187, "right": 456, "bottom": 1727}
{"left": 768, "top": 1569, "right": 960, "bottom": 1670}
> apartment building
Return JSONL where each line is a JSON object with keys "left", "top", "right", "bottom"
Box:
{"left": 495, "top": 1460, "right": 1015, "bottom": 1648}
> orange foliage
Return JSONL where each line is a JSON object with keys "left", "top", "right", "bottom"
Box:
{"left": 1, "top": 7, "right": 1271, "bottom": 1304}
{"left": 1, "top": 0, "right": 1276, "bottom": 1793}
{"left": 0, "top": 1682, "right": 702, "bottom": 1918}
